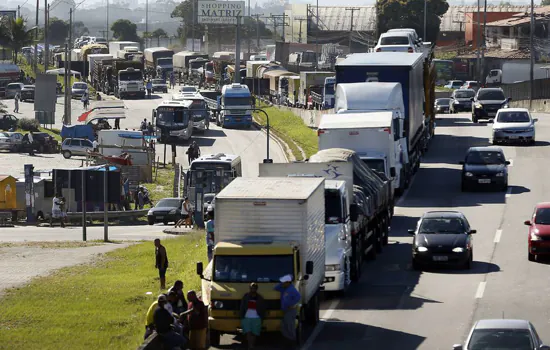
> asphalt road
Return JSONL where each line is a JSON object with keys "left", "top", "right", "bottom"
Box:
{"left": 210, "top": 111, "right": 550, "bottom": 350}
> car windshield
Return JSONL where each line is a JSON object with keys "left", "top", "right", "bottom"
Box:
{"left": 381, "top": 36, "right": 409, "bottom": 45}
{"left": 156, "top": 199, "right": 182, "bottom": 208}
{"left": 203, "top": 194, "right": 215, "bottom": 203}
{"left": 120, "top": 71, "right": 142, "bottom": 81}
{"left": 363, "top": 159, "right": 385, "bottom": 174}
{"left": 418, "top": 218, "right": 466, "bottom": 234}
{"left": 466, "top": 151, "right": 505, "bottom": 165}
{"left": 452, "top": 81, "right": 463, "bottom": 87}
{"left": 478, "top": 90, "right": 505, "bottom": 100}
{"left": 497, "top": 111, "right": 530, "bottom": 123}
{"left": 325, "top": 189, "right": 343, "bottom": 224}
{"left": 73, "top": 83, "right": 87, "bottom": 89}
{"left": 0, "top": 132, "right": 9, "bottom": 137}
{"left": 214, "top": 255, "right": 294, "bottom": 283}
{"left": 181, "top": 87, "right": 196, "bottom": 93}
{"left": 455, "top": 90, "right": 475, "bottom": 98}
{"left": 7, "top": 84, "right": 20, "bottom": 90}
{"left": 468, "top": 329, "right": 533, "bottom": 350}
{"left": 535, "top": 208, "right": 550, "bottom": 225}
{"left": 153, "top": 79, "right": 165, "bottom": 84}
{"left": 224, "top": 97, "right": 251, "bottom": 106}
{"left": 436, "top": 99, "right": 451, "bottom": 106}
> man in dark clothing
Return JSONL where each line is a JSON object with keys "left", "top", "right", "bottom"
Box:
{"left": 186, "top": 143, "right": 196, "bottom": 165}
{"left": 154, "top": 294, "right": 187, "bottom": 349}
{"left": 192, "top": 141, "right": 200, "bottom": 160}
{"left": 168, "top": 280, "right": 187, "bottom": 314}
{"left": 186, "top": 290, "right": 207, "bottom": 350}
{"left": 154, "top": 239, "right": 168, "bottom": 289}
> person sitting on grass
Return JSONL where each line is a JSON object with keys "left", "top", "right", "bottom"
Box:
{"left": 154, "top": 294, "right": 188, "bottom": 349}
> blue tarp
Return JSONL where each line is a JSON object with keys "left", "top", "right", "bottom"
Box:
{"left": 61, "top": 124, "right": 95, "bottom": 141}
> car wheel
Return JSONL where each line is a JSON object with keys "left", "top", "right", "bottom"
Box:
{"left": 412, "top": 259, "right": 421, "bottom": 271}
{"left": 502, "top": 183, "right": 508, "bottom": 192}
{"left": 464, "top": 251, "right": 473, "bottom": 270}
{"left": 461, "top": 182, "right": 468, "bottom": 192}
{"left": 472, "top": 116, "right": 478, "bottom": 123}
{"left": 163, "top": 220, "right": 169, "bottom": 225}
{"left": 209, "top": 330, "right": 221, "bottom": 347}
{"left": 62, "top": 150, "right": 71, "bottom": 159}
{"left": 530, "top": 139, "right": 536, "bottom": 146}
{"left": 528, "top": 251, "right": 536, "bottom": 261}
{"left": 147, "top": 217, "right": 155, "bottom": 225}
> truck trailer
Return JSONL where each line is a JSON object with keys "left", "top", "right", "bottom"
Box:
{"left": 143, "top": 47, "right": 174, "bottom": 78}
{"left": 299, "top": 71, "right": 335, "bottom": 108}
{"left": 197, "top": 176, "right": 325, "bottom": 346}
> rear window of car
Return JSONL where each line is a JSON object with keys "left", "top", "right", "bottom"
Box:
{"left": 7, "top": 84, "right": 21, "bottom": 90}
{"left": 454, "top": 90, "right": 475, "bottom": 98}
{"left": 478, "top": 90, "right": 505, "bottom": 100}
{"left": 380, "top": 36, "right": 410, "bottom": 45}
{"left": 73, "top": 83, "right": 87, "bottom": 89}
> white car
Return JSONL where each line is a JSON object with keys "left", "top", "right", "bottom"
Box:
{"left": 0, "top": 132, "right": 24, "bottom": 152}
{"left": 492, "top": 108, "right": 537, "bottom": 145}
{"left": 61, "top": 138, "right": 94, "bottom": 158}
{"left": 386, "top": 28, "right": 422, "bottom": 46}
{"left": 375, "top": 32, "right": 418, "bottom": 53}
{"left": 180, "top": 86, "right": 198, "bottom": 94}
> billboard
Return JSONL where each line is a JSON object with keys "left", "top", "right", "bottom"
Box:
{"left": 0, "top": 11, "right": 16, "bottom": 20}
{"left": 198, "top": 1, "right": 244, "bottom": 25}
{"left": 34, "top": 74, "right": 57, "bottom": 114}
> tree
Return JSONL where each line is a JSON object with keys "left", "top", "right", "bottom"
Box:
{"left": 376, "top": 0, "right": 449, "bottom": 43}
{"left": 47, "top": 17, "right": 69, "bottom": 45}
{"left": 5, "top": 18, "right": 35, "bottom": 63}
{"left": 73, "top": 21, "right": 89, "bottom": 38}
{"left": 111, "top": 19, "right": 140, "bottom": 41}
{"left": 541, "top": 0, "right": 550, "bottom": 5}
{"left": 151, "top": 28, "right": 168, "bottom": 46}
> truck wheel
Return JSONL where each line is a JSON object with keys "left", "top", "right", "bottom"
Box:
{"left": 296, "top": 310, "right": 305, "bottom": 346}
{"left": 209, "top": 330, "right": 221, "bottom": 347}
{"left": 147, "top": 217, "right": 154, "bottom": 225}
{"left": 306, "top": 293, "right": 320, "bottom": 326}
{"left": 375, "top": 227, "right": 383, "bottom": 253}
{"left": 351, "top": 241, "right": 362, "bottom": 282}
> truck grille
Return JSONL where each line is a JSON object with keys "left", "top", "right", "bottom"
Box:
{"left": 230, "top": 110, "right": 246, "bottom": 115}
{"left": 211, "top": 299, "right": 281, "bottom": 311}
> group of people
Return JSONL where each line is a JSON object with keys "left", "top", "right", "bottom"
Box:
{"left": 152, "top": 239, "right": 302, "bottom": 349}
{"left": 186, "top": 141, "right": 201, "bottom": 165}
{"left": 140, "top": 118, "right": 155, "bottom": 135}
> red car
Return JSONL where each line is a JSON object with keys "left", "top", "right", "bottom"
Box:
{"left": 524, "top": 202, "right": 550, "bottom": 261}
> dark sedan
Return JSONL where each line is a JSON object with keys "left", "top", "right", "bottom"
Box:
{"left": 147, "top": 197, "right": 184, "bottom": 225}
{"left": 471, "top": 88, "right": 511, "bottom": 122}
{"left": 20, "top": 85, "right": 35, "bottom": 102}
{"left": 409, "top": 211, "right": 476, "bottom": 270}
{"left": 450, "top": 89, "right": 475, "bottom": 113}
{"left": 460, "top": 146, "right": 509, "bottom": 192}
{"left": 434, "top": 98, "right": 451, "bottom": 114}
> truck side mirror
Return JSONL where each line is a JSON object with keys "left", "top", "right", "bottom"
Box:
{"left": 390, "top": 167, "right": 396, "bottom": 178}
{"left": 196, "top": 261, "right": 203, "bottom": 276}
{"left": 305, "top": 261, "right": 314, "bottom": 275}
{"left": 350, "top": 203, "right": 358, "bottom": 221}
{"left": 453, "top": 345, "right": 463, "bottom": 350}
{"left": 507, "top": 97, "right": 512, "bottom": 102}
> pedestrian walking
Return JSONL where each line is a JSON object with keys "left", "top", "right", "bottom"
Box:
{"left": 81, "top": 92, "right": 89, "bottom": 109}
{"left": 92, "top": 139, "right": 99, "bottom": 152}
{"left": 274, "top": 275, "right": 301, "bottom": 348}
{"left": 186, "top": 143, "right": 196, "bottom": 165}
{"left": 25, "top": 132, "right": 34, "bottom": 156}
{"left": 138, "top": 187, "right": 145, "bottom": 209}
{"left": 13, "top": 91, "right": 20, "bottom": 113}
{"left": 50, "top": 193, "right": 66, "bottom": 228}
{"left": 175, "top": 197, "right": 193, "bottom": 228}
{"left": 240, "top": 283, "right": 265, "bottom": 349}
{"left": 146, "top": 80, "right": 153, "bottom": 98}
{"left": 205, "top": 212, "right": 215, "bottom": 262}
{"left": 114, "top": 117, "right": 120, "bottom": 130}
{"left": 192, "top": 141, "right": 200, "bottom": 160}
{"left": 154, "top": 238, "right": 169, "bottom": 290}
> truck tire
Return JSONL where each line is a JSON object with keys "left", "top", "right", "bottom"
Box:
{"left": 209, "top": 330, "right": 221, "bottom": 347}
{"left": 366, "top": 233, "right": 377, "bottom": 261}
{"left": 306, "top": 293, "right": 320, "bottom": 326}
{"left": 296, "top": 310, "right": 305, "bottom": 346}
{"left": 351, "top": 239, "right": 363, "bottom": 282}
{"left": 375, "top": 226, "right": 383, "bottom": 253}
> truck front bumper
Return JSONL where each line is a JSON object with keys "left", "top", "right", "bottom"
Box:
{"left": 322, "top": 271, "right": 346, "bottom": 292}
{"left": 209, "top": 317, "right": 282, "bottom": 334}
{"left": 221, "top": 116, "right": 252, "bottom": 128}
{"left": 168, "top": 129, "right": 191, "bottom": 140}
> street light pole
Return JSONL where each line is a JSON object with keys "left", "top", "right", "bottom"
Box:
{"left": 106, "top": 0, "right": 109, "bottom": 41}
{"left": 315, "top": 0, "right": 319, "bottom": 70}
{"left": 530, "top": 0, "right": 534, "bottom": 106}
{"left": 44, "top": 0, "right": 49, "bottom": 72}
{"left": 476, "top": 0, "right": 481, "bottom": 82}
{"left": 423, "top": 0, "right": 427, "bottom": 41}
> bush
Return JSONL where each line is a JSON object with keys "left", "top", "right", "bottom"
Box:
{"left": 17, "top": 118, "right": 40, "bottom": 131}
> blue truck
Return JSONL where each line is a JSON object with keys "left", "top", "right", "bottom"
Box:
{"left": 335, "top": 52, "right": 435, "bottom": 180}
{"left": 203, "top": 83, "right": 253, "bottom": 129}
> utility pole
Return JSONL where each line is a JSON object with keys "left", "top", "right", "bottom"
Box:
{"left": 476, "top": 0, "right": 481, "bottom": 83}
{"left": 44, "top": 0, "right": 49, "bottom": 72}
{"left": 247, "top": 0, "right": 250, "bottom": 55}
{"left": 67, "top": 7, "right": 73, "bottom": 125}
{"left": 423, "top": 0, "right": 427, "bottom": 41}
{"left": 530, "top": 0, "right": 534, "bottom": 105}
{"left": 316, "top": 0, "right": 319, "bottom": 69}
{"left": 64, "top": 42, "right": 69, "bottom": 125}
{"left": 192, "top": 0, "right": 195, "bottom": 51}
{"left": 481, "top": 0, "right": 487, "bottom": 83}
{"left": 234, "top": 16, "right": 241, "bottom": 84}
{"left": 17, "top": 5, "right": 21, "bottom": 18}
{"left": 106, "top": 0, "right": 109, "bottom": 41}
{"left": 345, "top": 7, "right": 359, "bottom": 53}
{"left": 145, "top": 0, "right": 148, "bottom": 47}
{"left": 270, "top": 14, "right": 288, "bottom": 42}
{"left": 34, "top": 0, "right": 39, "bottom": 73}
{"left": 295, "top": 17, "right": 307, "bottom": 43}
{"left": 253, "top": 14, "right": 263, "bottom": 50}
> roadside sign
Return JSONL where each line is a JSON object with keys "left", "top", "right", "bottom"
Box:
{"left": 198, "top": 1, "right": 244, "bottom": 25}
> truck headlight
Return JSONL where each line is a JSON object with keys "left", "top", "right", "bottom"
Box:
{"left": 475, "top": 103, "right": 483, "bottom": 109}
{"left": 325, "top": 264, "right": 341, "bottom": 271}
{"left": 465, "top": 172, "right": 474, "bottom": 177}
{"left": 213, "top": 301, "right": 224, "bottom": 309}
{"left": 452, "top": 247, "right": 465, "bottom": 253}
{"left": 527, "top": 126, "right": 535, "bottom": 132}
{"left": 147, "top": 210, "right": 153, "bottom": 215}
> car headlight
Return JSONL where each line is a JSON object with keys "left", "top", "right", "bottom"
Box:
{"left": 502, "top": 104, "right": 509, "bottom": 108}
{"left": 417, "top": 246, "right": 428, "bottom": 252}
{"left": 531, "top": 232, "right": 542, "bottom": 241}
{"left": 169, "top": 209, "right": 177, "bottom": 214}
{"left": 496, "top": 172, "right": 504, "bottom": 177}
{"left": 213, "top": 300, "right": 224, "bottom": 309}
{"left": 475, "top": 103, "right": 483, "bottom": 108}
{"left": 147, "top": 210, "right": 153, "bottom": 215}
{"left": 527, "top": 126, "right": 535, "bottom": 132}
{"left": 452, "top": 247, "right": 465, "bottom": 253}
{"left": 325, "top": 264, "right": 341, "bottom": 271}
{"left": 465, "top": 172, "right": 474, "bottom": 177}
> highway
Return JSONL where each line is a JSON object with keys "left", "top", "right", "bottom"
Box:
{"left": 210, "top": 110, "right": 550, "bottom": 349}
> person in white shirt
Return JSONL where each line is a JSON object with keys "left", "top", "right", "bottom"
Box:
{"left": 174, "top": 198, "right": 193, "bottom": 228}
{"left": 92, "top": 139, "right": 99, "bottom": 152}
{"left": 50, "top": 194, "right": 66, "bottom": 228}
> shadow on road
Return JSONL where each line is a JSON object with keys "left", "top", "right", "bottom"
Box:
{"left": 389, "top": 215, "right": 420, "bottom": 237}
{"left": 421, "top": 134, "right": 491, "bottom": 165}
{"left": 423, "top": 260, "right": 500, "bottom": 275}
{"left": 509, "top": 185, "right": 531, "bottom": 195}
{"left": 436, "top": 117, "right": 487, "bottom": 128}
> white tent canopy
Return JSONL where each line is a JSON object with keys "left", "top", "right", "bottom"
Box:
{"left": 46, "top": 68, "right": 81, "bottom": 77}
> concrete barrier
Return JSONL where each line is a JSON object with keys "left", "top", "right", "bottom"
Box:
{"left": 510, "top": 99, "right": 550, "bottom": 113}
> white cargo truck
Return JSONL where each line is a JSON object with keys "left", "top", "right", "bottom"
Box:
{"left": 197, "top": 177, "right": 325, "bottom": 346}
{"left": 332, "top": 82, "right": 410, "bottom": 194}
{"left": 108, "top": 41, "right": 139, "bottom": 56}
{"left": 259, "top": 163, "right": 354, "bottom": 292}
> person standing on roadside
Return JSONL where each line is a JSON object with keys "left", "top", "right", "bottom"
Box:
{"left": 186, "top": 290, "right": 207, "bottom": 350}
{"left": 154, "top": 238, "right": 169, "bottom": 290}
{"left": 13, "top": 91, "right": 20, "bottom": 113}
{"left": 205, "top": 212, "right": 215, "bottom": 262}
{"left": 240, "top": 283, "right": 266, "bottom": 349}
{"left": 146, "top": 80, "right": 153, "bottom": 98}
{"left": 274, "top": 274, "right": 301, "bottom": 348}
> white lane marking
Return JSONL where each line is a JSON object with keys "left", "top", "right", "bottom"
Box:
{"left": 475, "top": 282, "right": 487, "bottom": 299}
{"left": 505, "top": 188, "right": 512, "bottom": 198}
{"left": 494, "top": 229, "right": 502, "bottom": 243}
{"left": 301, "top": 299, "right": 340, "bottom": 350}
{"left": 508, "top": 159, "right": 513, "bottom": 167}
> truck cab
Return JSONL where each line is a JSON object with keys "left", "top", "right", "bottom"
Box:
{"left": 323, "top": 77, "right": 336, "bottom": 109}
{"left": 218, "top": 83, "right": 253, "bottom": 129}
{"left": 117, "top": 67, "right": 145, "bottom": 99}
{"left": 156, "top": 57, "right": 173, "bottom": 77}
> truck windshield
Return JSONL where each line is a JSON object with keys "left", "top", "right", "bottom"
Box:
{"left": 301, "top": 52, "right": 316, "bottom": 63}
{"left": 214, "top": 255, "right": 294, "bottom": 283}
{"left": 190, "top": 162, "right": 231, "bottom": 171}
{"left": 325, "top": 189, "right": 343, "bottom": 224}
{"left": 119, "top": 71, "right": 142, "bottom": 81}
{"left": 157, "top": 58, "right": 172, "bottom": 65}
{"left": 190, "top": 100, "right": 208, "bottom": 121}
{"left": 325, "top": 83, "right": 335, "bottom": 95}
{"left": 191, "top": 61, "right": 204, "bottom": 69}
{"left": 224, "top": 97, "right": 251, "bottom": 106}
{"left": 156, "top": 107, "right": 190, "bottom": 126}
{"left": 363, "top": 159, "right": 386, "bottom": 174}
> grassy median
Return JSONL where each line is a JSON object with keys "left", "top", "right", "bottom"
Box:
{"left": 0, "top": 233, "right": 205, "bottom": 350}
{"left": 254, "top": 106, "right": 318, "bottom": 160}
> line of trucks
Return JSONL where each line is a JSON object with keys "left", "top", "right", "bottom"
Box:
{"left": 194, "top": 48, "right": 436, "bottom": 346}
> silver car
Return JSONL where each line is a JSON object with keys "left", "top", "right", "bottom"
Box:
{"left": 0, "top": 132, "right": 24, "bottom": 151}
{"left": 71, "top": 82, "right": 89, "bottom": 99}
{"left": 454, "top": 319, "right": 549, "bottom": 350}
{"left": 61, "top": 138, "right": 94, "bottom": 158}
{"left": 5, "top": 82, "right": 24, "bottom": 98}
{"left": 492, "top": 108, "right": 536, "bottom": 145}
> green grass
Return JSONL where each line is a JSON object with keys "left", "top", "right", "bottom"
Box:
{"left": 254, "top": 106, "right": 318, "bottom": 160}
{"left": 142, "top": 166, "right": 175, "bottom": 201}
{"left": 0, "top": 232, "right": 206, "bottom": 349}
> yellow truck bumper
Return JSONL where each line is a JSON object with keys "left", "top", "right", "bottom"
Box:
{"left": 209, "top": 317, "right": 283, "bottom": 334}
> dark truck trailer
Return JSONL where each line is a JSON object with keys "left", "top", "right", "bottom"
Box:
{"left": 335, "top": 53, "right": 430, "bottom": 176}
{"left": 144, "top": 47, "right": 174, "bottom": 78}
{"left": 309, "top": 148, "right": 393, "bottom": 272}
{"left": 92, "top": 58, "right": 123, "bottom": 92}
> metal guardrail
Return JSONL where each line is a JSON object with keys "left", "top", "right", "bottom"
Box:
{"left": 501, "top": 78, "right": 550, "bottom": 101}
{"left": 46, "top": 209, "right": 149, "bottom": 221}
